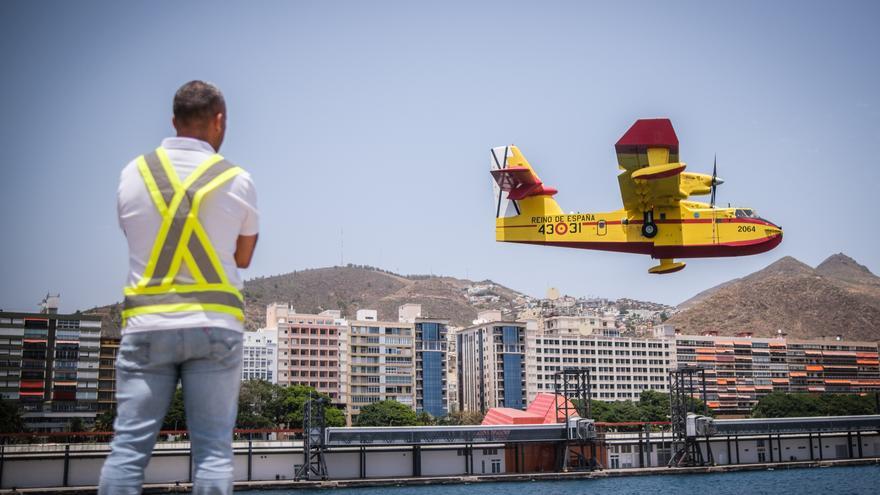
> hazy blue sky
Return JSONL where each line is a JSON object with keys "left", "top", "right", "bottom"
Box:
{"left": 2, "top": 1, "right": 878, "bottom": 314}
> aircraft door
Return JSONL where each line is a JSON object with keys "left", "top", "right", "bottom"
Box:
{"left": 597, "top": 219, "right": 607, "bottom": 236}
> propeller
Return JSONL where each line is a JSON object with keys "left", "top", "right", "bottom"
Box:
{"left": 710, "top": 155, "right": 718, "bottom": 208}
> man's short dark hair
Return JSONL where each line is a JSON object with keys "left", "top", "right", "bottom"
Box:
{"left": 173, "top": 81, "right": 225, "bottom": 125}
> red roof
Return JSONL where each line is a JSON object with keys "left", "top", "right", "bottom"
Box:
{"left": 481, "top": 408, "right": 544, "bottom": 425}
{"left": 482, "top": 393, "right": 581, "bottom": 425}
{"left": 527, "top": 393, "right": 580, "bottom": 423}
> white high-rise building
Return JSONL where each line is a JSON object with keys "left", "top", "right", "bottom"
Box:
{"left": 525, "top": 318, "right": 675, "bottom": 403}
{"left": 241, "top": 328, "right": 278, "bottom": 383}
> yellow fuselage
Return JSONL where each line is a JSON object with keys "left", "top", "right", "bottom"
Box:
{"left": 496, "top": 198, "right": 783, "bottom": 259}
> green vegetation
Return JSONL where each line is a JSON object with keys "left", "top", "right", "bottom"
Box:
{"left": 95, "top": 409, "right": 116, "bottom": 432}
{"left": 234, "top": 381, "right": 345, "bottom": 429}
{"left": 153, "top": 381, "right": 346, "bottom": 432}
{"left": 435, "top": 410, "right": 485, "bottom": 425}
{"left": 355, "top": 400, "right": 419, "bottom": 426}
{"left": 577, "top": 390, "right": 710, "bottom": 426}
{"left": 354, "top": 403, "right": 485, "bottom": 427}
{"left": 0, "top": 400, "right": 25, "bottom": 433}
{"left": 752, "top": 392, "right": 877, "bottom": 418}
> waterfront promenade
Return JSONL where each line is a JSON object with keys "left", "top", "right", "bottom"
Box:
{"left": 0, "top": 457, "right": 877, "bottom": 494}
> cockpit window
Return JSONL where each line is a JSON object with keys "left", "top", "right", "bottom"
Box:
{"left": 735, "top": 209, "right": 756, "bottom": 218}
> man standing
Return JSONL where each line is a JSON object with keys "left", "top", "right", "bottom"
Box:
{"left": 100, "top": 81, "right": 258, "bottom": 494}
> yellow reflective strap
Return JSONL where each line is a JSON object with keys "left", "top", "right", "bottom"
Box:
{"left": 162, "top": 165, "right": 243, "bottom": 287}
{"left": 122, "top": 303, "right": 244, "bottom": 321}
{"left": 186, "top": 166, "right": 244, "bottom": 285}
{"left": 136, "top": 155, "right": 169, "bottom": 216}
{"left": 181, "top": 154, "right": 225, "bottom": 190}
{"left": 136, "top": 155, "right": 179, "bottom": 285}
{"left": 153, "top": 155, "right": 227, "bottom": 286}
{"left": 155, "top": 147, "right": 182, "bottom": 191}
{"left": 191, "top": 223, "right": 230, "bottom": 285}
{"left": 181, "top": 249, "right": 208, "bottom": 285}
{"left": 139, "top": 154, "right": 224, "bottom": 287}
{"left": 138, "top": 206, "right": 175, "bottom": 287}
{"left": 160, "top": 229, "right": 191, "bottom": 287}
{"left": 124, "top": 283, "right": 243, "bottom": 300}
{"left": 123, "top": 303, "right": 243, "bottom": 320}
{"left": 191, "top": 167, "right": 244, "bottom": 209}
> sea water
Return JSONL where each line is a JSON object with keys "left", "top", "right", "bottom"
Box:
{"left": 244, "top": 465, "right": 880, "bottom": 495}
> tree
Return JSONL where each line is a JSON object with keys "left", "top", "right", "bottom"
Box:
{"left": 0, "top": 400, "right": 25, "bottom": 434}
{"left": 415, "top": 411, "right": 435, "bottom": 426}
{"left": 324, "top": 406, "right": 346, "bottom": 427}
{"left": 69, "top": 417, "right": 85, "bottom": 432}
{"left": 95, "top": 409, "right": 116, "bottom": 432}
{"left": 638, "top": 390, "right": 670, "bottom": 422}
{"left": 576, "top": 391, "right": 711, "bottom": 428}
{"left": 235, "top": 381, "right": 346, "bottom": 431}
{"left": 162, "top": 389, "right": 187, "bottom": 430}
{"left": 752, "top": 392, "right": 875, "bottom": 418}
{"left": 236, "top": 380, "right": 278, "bottom": 429}
{"left": 436, "top": 410, "right": 484, "bottom": 425}
{"left": 355, "top": 400, "right": 418, "bottom": 426}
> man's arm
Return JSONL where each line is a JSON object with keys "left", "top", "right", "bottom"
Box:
{"left": 235, "top": 234, "right": 258, "bottom": 269}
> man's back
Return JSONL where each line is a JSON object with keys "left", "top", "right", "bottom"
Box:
{"left": 117, "top": 136, "right": 258, "bottom": 332}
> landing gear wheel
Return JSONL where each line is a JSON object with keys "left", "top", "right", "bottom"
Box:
{"left": 642, "top": 222, "right": 658, "bottom": 238}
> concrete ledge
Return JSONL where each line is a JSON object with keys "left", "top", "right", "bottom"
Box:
{"left": 2, "top": 457, "right": 878, "bottom": 494}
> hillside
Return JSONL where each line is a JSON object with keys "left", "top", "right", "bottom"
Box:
{"left": 242, "top": 265, "right": 530, "bottom": 329}
{"left": 668, "top": 254, "right": 880, "bottom": 341}
{"left": 88, "top": 265, "right": 532, "bottom": 332}
{"left": 816, "top": 253, "right": 880, "bottom": 294}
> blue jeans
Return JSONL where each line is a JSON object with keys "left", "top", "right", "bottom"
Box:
{"left": 99, "top": 327, "right": 243, "bottom": 495}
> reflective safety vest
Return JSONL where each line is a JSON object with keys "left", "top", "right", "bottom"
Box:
{"left": 121, "top": 147, "right": 245, "bottom": 326}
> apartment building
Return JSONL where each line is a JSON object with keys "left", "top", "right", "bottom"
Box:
{"left": 785, "top": 338, "right": 880, "bottom": 394}
{"left": 268, "top": 304, "right": 343, "bottom": 402}
{"left": 414, "top": 317, "right": 448, "bottom": 417}
{"left": 98, "top": 329, "right": 120, "bottom": 412}
{"left": 675, "top": 333, "right": 880, "bottom": 415}
{"left": 397, "top": 304, "right": 450, "bottom": 417}
{"left": 543, "top": 313, "right": 619, "bottom": 337}
{"left": 445, "top": 325, "right": 460, "bottom": 413}
{"left": 241, "top": 328, "right": 278, "bottom": 383}
{"left": 344, "top": 309, "right": 416, "bottom": 424}
{"left": 525, "top": 318, "right": 674, "bottom": 403}
{"left": 0, "top": 296, "right": 102, "bottom": 431}
{"left": 457, "top": 318, "right": 526, "bottom": 413}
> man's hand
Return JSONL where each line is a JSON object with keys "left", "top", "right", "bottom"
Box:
{"left": 235, "top": 234, "right": 258, "bottom": 268}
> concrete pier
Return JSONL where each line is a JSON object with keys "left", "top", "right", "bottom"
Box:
{"left": 1, "top": 457, "right": 877, "bottom": 494}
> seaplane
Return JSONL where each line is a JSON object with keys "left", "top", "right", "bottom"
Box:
{"left": 490, "top": 118, "right": 782, "bottom": 274}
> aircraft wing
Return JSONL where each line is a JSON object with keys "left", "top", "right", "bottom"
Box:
{"left": 615, "top": 119, "right": 689, "bottom": 211}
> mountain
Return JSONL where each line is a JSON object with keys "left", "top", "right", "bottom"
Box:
{"left": 816, "top": 253, "right": 880, "bottom": 291}
{"left": 678, "top": 256, "right": 813, "bottom": 309}
{"left": 88, "top": 265, "right": 533, "bottom": 333}
{"left": 241, "top": 265, "right": 530, "bottom": 329}
{"left": 668, "top": 254, "right": 880, "bottom": 342}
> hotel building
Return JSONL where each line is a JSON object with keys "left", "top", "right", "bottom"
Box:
{"left": 269, "top": 304, "right": 343, "bottom": 402}
{"left": 525, "top": 317, "right": 675, "bottom": 403}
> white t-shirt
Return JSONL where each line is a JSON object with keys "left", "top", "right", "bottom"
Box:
{"left": 117, "top": 137, "right": 258, "bottom": 333}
